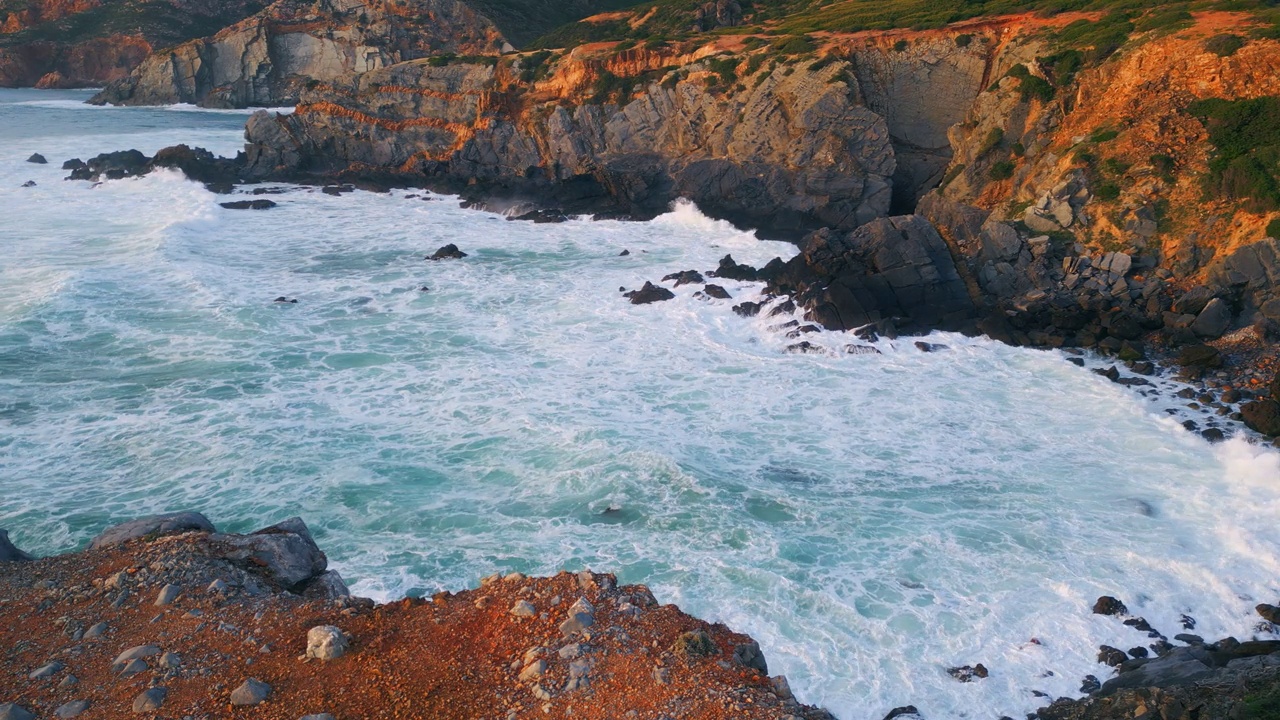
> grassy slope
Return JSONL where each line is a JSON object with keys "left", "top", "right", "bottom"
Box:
{"left": 0, "top": 0, "right": 270, "bottom": 48}
{"left": 462, "top": 0, "right": 640, "bottom": 47}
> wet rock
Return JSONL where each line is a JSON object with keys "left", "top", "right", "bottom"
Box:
{"left": 785, "top": 341, "right": 824, "bottom": 354}
{"left": 624, "top": 282, "right": 675, "bottom": 305}
{"left": 305, "top": 626, "right": 348, "bottom": 661}
{"left": 70, "top": 149, "right": 150, "bottom": 181}
{"left": 428, "top": 244, "right": 468, "bottom": 261}
{"left": 732, "top": 640, "right": 768, "bottom": 674}
{"left": 1201, "top": 428, "right": 1226, "bottom": 443}
{"left": 0, "top": 704, "right": 36, "bottom": 720}
{"left": 0, "top": 530, "right": 34, "bottom": 562}
{"left": 1128, "top": 646, "right": 1150, "bottom": 659}
{"left": 132, "top": 687, "right": 166, "bottom": 713}
{"left": 1190, "top": 298, "right": 1232, "bottom": 339}
{"left": 54, "top": 700, "right": 89, "bottom": 719}
{"left": 154, "top": 583, "right": 180, "bottom": 606}
{"left": 662, "top": 270, "right": 704, "bottom": 287}
{"left": 710, "top": 254, "right": 760, "bottom": 281}
{"left": 1097, "top": 645, "right": 1128, "bottom": 666}
{"left": 230, "top": 678, "right": 272, "bottom": 705}
{"left": 883, "top": 707, "right": 921, "bottom": 720}
{"left": 703, "top": 284, "right": 731, "bottom": 299}
{"left": 1242, "top": 400, "right": 1280, "bottom": 436}
{"left": 62, "top": 158, "right": 86, "bottom": 171}
{"left": 112, "top": 645, "right": 161, "bottom": 672}
{"left": 274, "top": 296, "right": 298, "bottom": 303}
{"left": 26, "top": 153, "right": 47, "bottom": 164}
{"left": 1093, "top": 366, "right": 1121, "bottom": 382}
{"left": 21, "top": 180, "right": 35, "bottom": 187}
{"left": 619, "top": 249, "right": 630, "bottom": 256}
{"left": 1257, "top": 604, "right": 1280, "bottom": 625}
{"left": 1067, "top": 357, "right": 1085, "bottom": 367}
{"left": 220, "top": 199, "right": 277, "bottom": 210}
{"left": 90, "top": 512, "right": 215, "bottom": 549}
{"left": 914, "top": 342, "right": 947, "bottom": 353}
{"left": 1176, "top": 345, "right": 1222, "bottom": 369}
{"left": 673, "top": 630, "right": 716, "bottom": 658}
{"left": 1079, "top": 674, "right": 1101, "bottom": 693}
{"left": 947, "top": 664, "right": 989, "bottom": 682}
{"left": 845, "top": 344, "right": 882, "bottom": 355}
{"left": 732, "top": 301, "right": 762, "bottom": 317}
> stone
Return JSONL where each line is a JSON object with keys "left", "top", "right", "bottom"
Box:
{"left": 510, "top": 600, "right": 536, "bottom": 618}
{"left": 119, "top": 659, "right": 148, "bottom": 677}
{"left": 155, "top": 583, "right": 181, "bottom": 606}
{"left": 662, "top": 269, "right": 704, "bottom": 287}
{"left": 702, "top": 284, "right": 731, "bottom": 299}
{"left": 1079, "top": 675, "right": 1101, "bottom": 693}
{"left": 210, "top": 517, "right": 327, "bottom": 590}
{"left": 1092, "top": 595, "right": 1128, "bottom": 616}
{"left": 112, "top": 644, "right": 161, "bottom": 672}
{"left": 733, "top": 301, "right": 762, "bottom": 317}
{"left": 732, "top": 640, "right": 768, "bottom": 674}
{"left": 428, "top": 244, "right": 468, "bottom": 260}
{"left": 221, "top": 199, "right": 277, "bottom": 210}
{"left": 1176, "top": 345, "right": 1222, "bottom": 369}
{"left": 208, "top": 578, "right": 230, "bottom": 593}
{"left": 305, "top": 626, "right": 348, "bottom": 661}
{"left": 83, "top": 621, "right": 107, "bottom": 639}
{"left": 672, "top": 629, "right": 717, "bottom": 658}
{"left": 0, "top": 705, "right": 35, "bottom": 720}
{"left": 58, "top": 675, "right": 78, "bottom": 688}
{"left": 1242, "top": 400, "right": 1280, "bottom": 436}
{"left": 89, "top": 512, "right": 215, "bottom": 549}
{"left": 0, "top": 530, "right": 34, "bottom": 562}
{"left": 559, "top": 611, "right": 594, "bottom": 636}
{"left": 29, "top": 660, "right": 64, "bottom": 678}
{"left": 26, "top": 153, "right": 47, "bottom": 164}
{"left": 1173, "top": 286, "right": 1216, "bottom": 315}
{"left": 159, "top": 652, "right": 181, "bottom": 669}
{"left": 1191, "top": 298, "right": 1232, "bottom": 338}
{"left": 519, "top": 659, "right": 547, "bottom": 682}
{"left": 624, "top": 282, "right": 675, "bottom": 305}
{"left": 132, "top": 687, "right": 167, "bottom": 713}
{"left": 300, "top": 716, "right": 337, "bottom": 720}
{"left": 883, "top": 707, "right": 921, "bottom": 720}
{"left": 710, "top": 255, "right": 760, "bottom": 281}
{"left": 948, "top": 664, "right": 989, "bottom": 682}
{"left": 54, "top": 700, "right": 89, "bottom": 718}
{"left": 230, "top": 678, "right": 272, "bottom": 705}
{"left": 1097, "top": 645, "right": 1128, "bottom": 666}
{"left": 20, "top": 180, "right": 36, "bottom": 187}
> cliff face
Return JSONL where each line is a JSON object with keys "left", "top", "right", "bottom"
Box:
{"left": 241, "top": 53, "right": 896, "bottom": 238}
{"left": 0, "top": 0, "right": 269, "bottom": 87}
{"left": 90, "top": 0, "right": 506, "bottom": 108}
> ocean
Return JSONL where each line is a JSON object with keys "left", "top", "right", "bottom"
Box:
{"left": 1, "top": 88, "right": 1278, "bottom": 719}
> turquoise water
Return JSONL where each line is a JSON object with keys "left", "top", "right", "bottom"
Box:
{"left": 2, "top": 89, "right": 1279, "bottom": 719}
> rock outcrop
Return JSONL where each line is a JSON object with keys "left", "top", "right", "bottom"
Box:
{"left": 0, "top": 0, "right": 269, "bottom": 87}
{"left": 240, "top": 54, "right": 895, "bottom": 239}
{"left": 90, "top": 0, "right": 506, "bottom": 108}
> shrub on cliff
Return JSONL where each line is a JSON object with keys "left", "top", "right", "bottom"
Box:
{"left": 1189, "top": 96, "right": 1280, "bottom": 212}
{"left": 1205, "top": 33, "right": 1246, "bottom": 57}
{"left": 1267, "top": 218, "right": 1280, "bottom": 239}
{"left": 989, "top": 161, "right": 1016, "bottom": 181}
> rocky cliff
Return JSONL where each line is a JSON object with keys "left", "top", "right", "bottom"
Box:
{"left": 0, "top": 0, "right": 269, "bottom": 87}
{"left": 90, "top": 0, "right": 507, "bottom": 108}
{"left": 240, "top": 48, "right": 897, "bottom": 238}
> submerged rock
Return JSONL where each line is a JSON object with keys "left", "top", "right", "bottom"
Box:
{"left": 662, "top": 270, "right": 704, "bottom": 287}
{"left": 428, "top": 244, "right": 468, "bottom": 261}
{"left": 220, "top": 199, "right": 277, "bottom": 210}
{"left": 26, "top": 153, "right": 47, "bottom": 164}
{"left": 624, "top": 282, "right": 675, "bottom": 305}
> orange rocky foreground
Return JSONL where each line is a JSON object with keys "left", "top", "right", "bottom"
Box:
{"left": 0, "top": 515, "right": 834, "bottom": 720}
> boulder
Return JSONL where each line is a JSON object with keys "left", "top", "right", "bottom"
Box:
{"left": 0, "top": 530, "right": 34, "bottom": 562}
{"left": 69, "top": 150, "right": 151, "bottom": 181}
{"left": 672, "top": 630, "right": 717, "bottom": 658}
{"left": 1092, "top": 596, "right": 1129, "bottom": 616}
{"left": 732, "top": 640, "right": 768, "bottom": 674}
{"left": 1257, "top": 604, "right": 1280, "bottom": 624}
{"left": 1173, "top": 286, "right": 1216, "bottom": 316}
{"left": 702, "top": 284, "right": 731, "bottom": 299}
{"left": 947, "top": 664, "right": 989, "bottom": 682}
{"left": 1191, "top": 298, "right": 1232, "bottom": 339}
{"left": 131, "top": 687, "right": 166, "bottom": 713}
{"left": 26, "top": 153, "right": 47, "bottom": 164}
{"left": 89, "top": 512, "right": 215, "bottom": 549}
{"left": 305, "top": 626, "right": 347, "bottom": 661}
{"left": 1242, "top": 400, "right": 1280, "bottom": 436}
{"left": 210, "top": 517, "right": 327, "bottom": 590}
{"left": 662, "top": 270, "right": 704, "bottom": 287}
{"left": 220, "top": 199, "right": 277, "bottom": 210}
{"left": 710, "top": 254, "right": 760, "bottom": 281}
{"left": 1176, "top": 345, "right": 1222, "bottom": 369}
{"left": 0, "top": 705, "right": 35, "bottom": 720}
{"left": 624, "top": 282, "right": 675, "bottom": 305}
{"left": 150, "top": 145, "right": 240, "bottom": 186}
{"left": 732, "top": 301, "right": 762, "bottom": 317}
{"left": 230, "top": 678, "right": 271, "bottom": 706}
{"left": 428, "top": 244, "right": 468, "bottom": 261}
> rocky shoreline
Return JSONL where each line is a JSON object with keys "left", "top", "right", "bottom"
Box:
{"left": 3, "top": 514, "right": 1280, "bottom": 720}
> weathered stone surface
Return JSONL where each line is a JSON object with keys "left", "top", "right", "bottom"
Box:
{"left": 91, "top": 0, "right": 504, "bottom": 108}
{"left": 132, "top": 687, "right": 166, "bottom": 713}
{"left": 1242, "top": 400, "right": 1280, "bottom": 437}
{"left": 230, "top": 678, "right": 272, "bottom": 705}
{"left": 89, "top": 512, "right": 215, "bottom": 550}
{"left": 0, "top": 530, "right": 34, "bottom": 562}
{"left": 209, "top": 517, "right": 327, "bottom": 590}
{"left": 624, "top": 282, "right": 675, "bottom": 305}
{"left": 766, "top": 215, "right": 976, "bottom": 332}
{"left": 54, "top": 700, "right": 89, "bottom": 719}
{"left": 305, "top": 626, "right": 348, "bottom": 661}
{"left": 0, "top": 704, "right": 36, "bottom": 720}
{"left": 1190, "top": 298, "right": 1232, "bottom": 338}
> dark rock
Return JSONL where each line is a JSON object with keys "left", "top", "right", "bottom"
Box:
{"left": 210, "top": 517, "right": 327, "bottom": 590}
{"left": 662, "top": 270, "right": 705, "bottom": 287}
{"left": 220, "top": 199, "right": 276, "bottom": 210}
{"left": 89, "top": 512, "right": 215, "bottom": 549}
{"left": 731, "top": 641, "right": 768, "bottom": 674}
{"left": 61, "top": 158, "right": 86, "bottom": 171}
{"left": 844, "top": 344, "right": 881, "bottom": 355}
{"left": 1201, "top": 428, "right": 1226, "bottom": 443}
{"left": 1180, "top": 615, "right": 1197, "bottom": 630}
{"left": 1106, "top": 313, "right": 1144, "bottom": 341}
{"left": 1090, "top": 591, "right": 1131, "bottom": 614}
{"left": 1122, "top": 617, "right": 1156, "bottom": 634}
{"left": 1176, "top": 345, "right": 1222, "bottom": 369}
{"left": 21, "top": 180, "right": 36, "bottom": 187}
{"left": 69, "top": 149, "right": 150, "bottom": 181}
{"left": 0, "top": 705, "right": 35, "bottom": 720}
{"left": 1114, "top": 376, "right": 1151, "bottom": 387}
{"left": 1172, "top": 286, "right": 1216, "bottom": 316}
{"left": 624, "top": 282, "right": 675, "bottom": 305}
{"left": 151, "top": 145, "right": 240, "bottom": 187}
{"left": 732, "top": 301, "right": 762, "bottom": 317}
{"left": 1131, "top": 361, "right": 1155, "bottom": 375}
{"left": 619, "top": 249, "right": 630, "bottom": 256}
{"left": 1175, "top": 633, "right": 1204, "bottom": 645}
{"left": 27, "top": 153, "right": 47, "bottom": 164}
{"left": 509, "top": 208, "right": 568, "bottom": 223}
{"left": 914, "top": 342, "right": 947, "bottom": 352}
{"left": 1093, "top": 366, "right": 1121, "bottom": 382}
{"left": 321, "top": 184, "right": 353, "bottom": 196}
{"left": 710, "top": 254, "right": 760, "bottom": 281}
{"left": 785, "top": 341, "right": 824, "bottom": 354}
{"left": 766, "top": 217, "right": 976, "bottom": 333}
{"left": 768, "top": 299, "right": 797, "bottom": 317}
{"left": 273, "top": 297, "right": 298, "bottom": 304}
{"left": 948, "top": 664, "right": 989, "bottom": 682}
{"left": 1067, "top": 357, "right": 1085, "bottom": 367}
{"left": 1258, "top": 603, "right": 1280, "bottom": 625}
{"left": 1079, "top": 675, "right": 1101, "bottom": 693}
{"left": 1242, "top": 400, "right": 1280, "bottom": 436}
{"left": 703, "top": 284, "right": 731, "bottom": 299}
{"left": 428, "top": 244, "right": 468, "bottom": 261}
{"left": 1191, "top": 298, "right": 1232, "bottom": 339}
{"left": 0, "top": 530, "right": 34, "bottom": 562}
{"left": 882, "top": 706, "right": 921, "bottom": 720}
{"left": 1128, "top": 647, "right": 1149, "bottom": 659}
{"left": 1097, "top": 645, "right": 1128, "bottom": 667}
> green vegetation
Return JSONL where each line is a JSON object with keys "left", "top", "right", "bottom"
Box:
{"left": 1004, "top": 64, "right": 1057, "bottom": 103}
{"left": 1268, "top": 217, "right": 1280, "bottom": 239}
{"left": 955, "top": 33, "right": 973, "bottom": 47}
{"left": 517, "top": 50, "right": 556, "bottom": 82}
{"left": 426, "top": 54, "right": 500, "bottom": 67}
{"left": 1090, "top": 128, "right": 1120, "bottom": 143}
{"left": 772, "top": 35, "right": 816, "bottom": 55}
{"left": 1240, "top": 688, "right": 1280, "bottom": 720}
{"left": 1151, "top": 153, "right": 1177, "bottom": 180}
{"left": 462, "top": 0, "right": 639, "bottom": 48}
{"left": 978, "top": 127, "right": 1005, "bottom": 156}
{"left": 1188, "top": 96, "right": 1280, "bottom": 212}
{"left": 1205, "top": 33, "right": 1246, "bottom": 56}
{"left": 893, "top": 39, "right": 909, "bottom": 52}
{"left": 1095, "top": 182, "right": 1121, "bottom": 201}
{"left": 989, "top": 160, "right": 1016, "bottom": 180}
{"left": 706, "top": 56, "right": 739, "bottom": 84}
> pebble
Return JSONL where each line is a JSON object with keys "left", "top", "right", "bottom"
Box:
{"left": 519, "top": 660, "right": 547, "bottom": 682}
{"left": 58, "top": 675, "right": 78, "bottom": 688}
{"left": 132, "top": 687, "right": 167, "bottom": 713}
{"left": 558, "top": 643, "right": 582, "bottom": 659}
{"left": 511, "top": 600, "right": 536, "bottom": 618}
{"left": 300, "top": 715, "right": 336, "bottom": 720}
{"left": 83, "top": 622, "right": 107, "bottom": 639}
{"left": 230, "top": 678, "right": 272, "bottom": 705}
{"left": 54, "top": 700, "right": 89, "bottom": 719}
{"left": 159, "top": 652, "right": 181, "bottom": 669}
{"left": 155, "top": 584, "right": 181, "bottom": 606}
{"left": 305, "top": 626, "right": 348, "bottom": 661}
